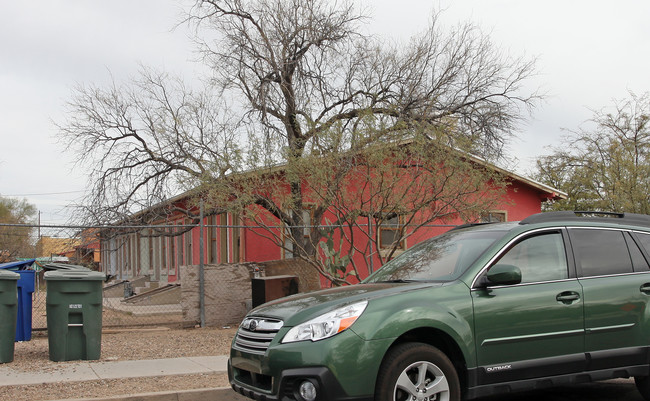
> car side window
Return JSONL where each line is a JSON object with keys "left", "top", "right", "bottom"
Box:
{"left": 629, "top": 232, "right": 650, "bottom": 271}
{"left": 570, "top": 229, "right": 633, "bottom": 277}
{"left": 496, "top": 232, "right": 568, "bottom": 284}
{"left": 636, "top": 232, "right": 650, "bottom": 253}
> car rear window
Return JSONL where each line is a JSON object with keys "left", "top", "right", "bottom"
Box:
{"left": 570, "top": 229, "right": 633, "bottom": 277}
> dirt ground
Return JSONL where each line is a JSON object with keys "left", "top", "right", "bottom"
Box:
{"left": 0, "top": 326, "right": 238, "bottom": 401}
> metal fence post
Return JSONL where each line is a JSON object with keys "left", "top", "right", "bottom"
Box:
{"left": 199, "top": 200, "right": 205, "bottom": 328}
{"left": 368, "top": 216, "right": 374, "bottom": 274}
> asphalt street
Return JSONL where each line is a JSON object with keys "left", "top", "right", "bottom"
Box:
{"left": 477, "top": 379, "right": 641, "bottom": 401}
{"left": 221, "top": 379, "right": 641, "bottom": 401}
{"left": 64, "top": 378, "right": 641, "bottom": 400}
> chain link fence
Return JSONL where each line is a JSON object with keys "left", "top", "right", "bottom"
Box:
{"left": 5, "top": 220, "right": 336, "bottom": 331}
{"left": 30, "top": 273, "right": 186, "bottom": 331}
{"left": 3, "top": 221, "right": 211, "bottom": 331}
{"left": 3, "top": 218, "right": 457, "bottom": 332}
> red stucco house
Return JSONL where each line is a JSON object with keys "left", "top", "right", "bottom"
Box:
{"left": 99, "top": 164, "right": 565, "bottom": 287}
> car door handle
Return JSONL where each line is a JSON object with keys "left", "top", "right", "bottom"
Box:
{"left": 556, "top": 291, "right": 581, "bottom": 304}
{"left": 640, "top": 284, "right": 650, "bottom": 295}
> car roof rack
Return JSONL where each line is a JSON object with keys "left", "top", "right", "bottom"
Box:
{"left": 448, "top": 222, "right": 495, "bottom": 232}
{"left": 520, "top": 211, "right": 650, "bottom": 227}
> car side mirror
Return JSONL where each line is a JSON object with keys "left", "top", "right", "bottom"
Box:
{"left": 486, "top": 264, "right": 522, "bottom": 286}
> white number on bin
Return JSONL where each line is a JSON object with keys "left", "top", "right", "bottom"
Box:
{"left": 69, "top": 304, "right": 83, "bottom": 309}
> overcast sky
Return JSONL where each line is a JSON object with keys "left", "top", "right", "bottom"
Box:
{"left": 1, "top": 0, "right": 649, "bottom": 225}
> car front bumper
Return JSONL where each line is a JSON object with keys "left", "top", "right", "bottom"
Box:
{"left": 229, "top": 361, "right": 373, "bottom": 401}
{"left": 229, "top": 329, "right": 391, "bottom": 401}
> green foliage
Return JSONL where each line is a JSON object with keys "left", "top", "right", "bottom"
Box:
{"left": 0, "top": 196, "right": 37, "bottom": 261}
{"left": 199, "top": 121, "right": 509, "bottom": 286}
{"left": 535, "top": 91, "right": 650, "bottom": 213}
{"left": 0, "top": 197, "right": 36, "bottom": 223}
{"left": 318, "top": 224, "right": 353, "bottom": 280}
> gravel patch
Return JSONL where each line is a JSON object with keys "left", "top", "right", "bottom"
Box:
{"left": 1, "top": 326, "right": 237, "bottom": 400}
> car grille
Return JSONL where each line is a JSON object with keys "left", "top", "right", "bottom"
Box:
{"left": 234, "top": 317, "right": 284, "bottom": 353}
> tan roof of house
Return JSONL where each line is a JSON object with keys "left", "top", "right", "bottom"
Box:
{"left": 37, "top": 236, "right": 81, "bottom": 258}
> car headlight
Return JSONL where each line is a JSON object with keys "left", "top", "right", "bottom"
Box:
{"left": 281, "top": 301, "right": 368, "bottom": 343}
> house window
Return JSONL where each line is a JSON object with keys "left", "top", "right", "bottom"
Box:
{"left": 185, "top": 219, "right": 192, "bottom": 266}
{"left": 379, "top": 215, "right": 405, "bottom": 249}
{"left": 481, "top": 211, "right": 507, "bottom": 223}
{"left": 167, "top": 223, "right": 182, "bottom": 275}
{"left": 176, "top": 225, "right": 184, "bottom": 268}
{"left": 219, "top": 213, "right": 228, "bottom": 263}
{"left": 232, "top": 213, "right": 241, "bottom": 263}
{"left": 283, "top": 226, "right": 294, "bottom": 259}
{"left": 167, "top": 225, "right": 174, "bottom": 274}
{"left": 283, "top": 208, "right": 314, "bottom": 259}
{"left": 152, "top": 234, "right": 160, "bottom": 280}
{"left": 147, "top": 230, "right": 153, "bottom": 274}
{"left": 302, "top": 208, "right": 313, "bottom": 238}
{"left": 208, "top": 215, "right": 218, "bottom": 264}
{"left": 160, "top": 234, "right": 167, "bottom": 271}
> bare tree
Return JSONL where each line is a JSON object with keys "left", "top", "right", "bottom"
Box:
{"left": 60, "top": 69, "right": 240, "bottom": 224}
{"left": 60, "top": 0, "right": 539, "bottom": 284}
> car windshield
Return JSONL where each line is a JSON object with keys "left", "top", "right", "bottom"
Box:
{"left": 364, "top": 228, "right": 505, "bottom": 283}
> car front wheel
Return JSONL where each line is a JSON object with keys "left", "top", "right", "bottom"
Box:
{"left": 375, "top": 342, "right": 460, "bottom": 401}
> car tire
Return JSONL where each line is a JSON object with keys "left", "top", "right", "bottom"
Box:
{"left": 375, "top": 342, "right": 460, "bottom": 401}
{"left": 635, "top": 376, "right": 650, "bottom": 400}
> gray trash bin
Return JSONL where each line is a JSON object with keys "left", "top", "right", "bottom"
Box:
{"left": 0, "top": 270, "right": 19, "bottom": 363}
{"left": 45, "top": 270, "right": 105, "bottom": 361}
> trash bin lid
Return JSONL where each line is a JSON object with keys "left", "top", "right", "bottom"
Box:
{"left": 44, "top": 270, "right": 106, "bottom": 281}
{"left": 0, "top": 259, "right": 35, "bottom": 271}
{"left": 43, "top": 263, "right": 91, "bottom": 272}
{"left": 0, "top": 270, "right": 20, "bottom": 280}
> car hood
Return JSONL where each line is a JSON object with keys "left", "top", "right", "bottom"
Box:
{"left": 248, "top": 282, "right": 439, "bottom": 326}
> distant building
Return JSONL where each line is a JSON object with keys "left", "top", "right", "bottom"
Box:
{"left": 36, "top": 236, "right": 80, "bottom": 259}
{"left": 71, "top": 229, "right": 101, "bottom": 268}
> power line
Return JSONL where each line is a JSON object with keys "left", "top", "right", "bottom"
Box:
{"left": 2, "top": 190, "right": 84, "bottom": 197}
{"left": 0, "top": 222, "right": 458, "bottom": 230}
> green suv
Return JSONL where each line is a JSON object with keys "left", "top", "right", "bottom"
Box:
{"left": 229, "top": 211, "right": 650, "bottom": 401}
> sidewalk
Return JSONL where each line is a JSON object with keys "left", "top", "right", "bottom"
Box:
{"left": 0, "top": 356, "right": 228, "bottom": 386}
{"left": 0, "top": 355, "right": 247, "bottom": 401}
{"left": 53, "top": 387, "right": 246, "bottom": 401}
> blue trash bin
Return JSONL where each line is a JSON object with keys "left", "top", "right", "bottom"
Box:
{"left": 15, "top": 270, "right": 35, "bottom": 341}
{"left": 0, "top": 260, "right": 36, "bottom": 341}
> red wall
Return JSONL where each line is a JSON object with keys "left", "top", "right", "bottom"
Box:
{"left": 238, "top": 178, "right": 548, "bottom": 287}
{"left": 115, "top": 176, "right": 550, "bottom": 287}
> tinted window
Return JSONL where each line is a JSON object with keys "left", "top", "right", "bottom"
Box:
{"left": 570, "top": 229, "right": 633, "bottom": 277}
{"left": 635, "top": 232, "right": 650, "bottom": 260}
{"left": 627, "top": 233, "right": 650, "bottom": 271}
{"left": 495, "top": 232, "right": 568, "bottom": 283}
